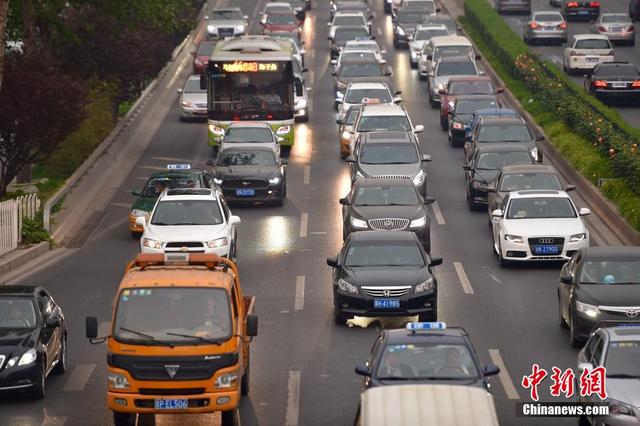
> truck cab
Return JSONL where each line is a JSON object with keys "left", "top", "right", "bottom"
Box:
{"left": 86, "top": 253, "right": 257, "bottom": 426}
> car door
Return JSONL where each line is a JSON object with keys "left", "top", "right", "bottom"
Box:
{"left": 218, "top": 196, "right": 234, "bottom": 243}
{"left": 365, "top": 335, "right": 383, "bottom": 388}
{"left": 563, "top": 251, "right": 582, "bottom": 320}
{"left": 37, "top": 290, "right": 59, "bottom": 373}
{"left": 559, "top": 253, "right": 576, "bottom": 319}
{"left": 492, "top": 194, "right": 509, "bottom": 246}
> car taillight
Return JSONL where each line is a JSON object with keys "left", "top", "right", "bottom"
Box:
{"left": 589, "top": 1, "right": 600, "bottom": 7}
{"left": 559, "top": 22, "right": 567, "bottom": 29}
{"left": 530, "top": 21, "right": 539, "bottom": 29}
{"left": 632, "top": 80, "right": 640, "bottom": 88}
{"left": 593, "top": 80, "right": 607, "bottom": 88}
{"left": 567, "top": 2, "right": 578, "bottom": 7}
{"left": 598, "top": 26, "right": 607, "bottom": 32}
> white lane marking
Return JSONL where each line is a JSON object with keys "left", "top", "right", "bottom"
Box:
{"left": 285, "top": 370, "right": 302, "bottom": 426}
{"left": 589, "top": 228, "right": 605, "bottom": 247}
{"left": 300, "top": 213, "right": 308, "bottom": 238}
{"left": 310, "top": 231, "right": 326, "bottom": 235}
{"left": 109, "top": 202, "right": 130, "bottom": 208}
{"left": 376, "top": 27, "right": 382, "bottom": 36}
{"left": 295, "top": 276, "right": 306, "bottom": 311}
{"left": 551, "top": 55, "right": 562, "bottom": 65}
{"left": 489, "top": 273, "right": 503, "bottom": 284}
{"left": 308, "top": 70, "right": 314, "bottom": 86}
{"left": 63, "top": 364, "right": 96, "bottom": 392}
{"left": 303, "top": 165, "right": 310, "bottom": 184}
{"left": 453, "top": 262, "right": 474, "bottom": 294}
{"left": 42, "top": 410, "right": 67, "bottom": 426}
{"left": 431, "top": 201, "right": 446, "bottom": 225}
{"left": 489, "top": 349, "right": 521, "bottom": 400}
{"left": 165, "top": 60, "right": 186, "bottom": 90}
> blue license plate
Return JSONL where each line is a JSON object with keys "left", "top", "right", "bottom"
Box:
{"left": 374, "top": 299, "right": 400, "bottom": 309}
{"left": 235, "top": 188, "right": 255, "bottom": 196}
{"left": 533, "top": 245, "right": 559, "bottom": 254}
{"left": 154, "top": 399, "right": 188, "bottom": 410}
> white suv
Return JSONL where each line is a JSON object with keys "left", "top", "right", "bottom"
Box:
{"left": 491, "top": 190, "right": 590, "bottom": 266}
{"left": 338, "top": 81, "right": 400, "bottom": 121}
{"left": 138, "top": 188, "right": 241, "bottom": 260}
{"left": 219, "top": 122, "right": 282, "bottom": 156}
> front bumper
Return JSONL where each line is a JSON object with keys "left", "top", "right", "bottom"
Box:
{"left": 567, "top": 56, "right": 614, "bottom": 71}
{"left": 0, "top": 362, "right": 39, "bottom": 391}
{"left": 108, "top": 389, "right": 239, "bottom": 414}
{"left": 500, "top": 237, "right": 588, "bottom": 262}
{"left": 141, "top": 245, "right": 230, "bottom": 257}
{"left": 180, "top": 106, "right": 208, "bottom": 119}
{"left": 596, "top": 30, "right": 635, "bottom": 41}
{"left": 334, "top": 289, "right": 436, "bottom": 317}
{"left": 220, "top": 186, "right": 284, "bottom": 203}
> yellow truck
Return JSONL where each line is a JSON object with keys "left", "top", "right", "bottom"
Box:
{"left": 86, "top": 253, "right": 257, "bottom": 426}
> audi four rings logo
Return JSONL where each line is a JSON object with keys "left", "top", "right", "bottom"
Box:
{"left": 385, "top": 220, "right": 393, "bottom": 229}
{"left": 538, "top": 238, "right": 553, "bottom": 244}
{"left": 626, "top": 309, "right": 639, "bottom": 318}
{"left": 383, "top": 290, "right": 391, "bottom": 297}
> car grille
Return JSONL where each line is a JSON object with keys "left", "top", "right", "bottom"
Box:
{"left": 368, "top": 175, "right": 411, "bottom": 180}
{"left": 108, "top": 353, "right": 239, "bottom": 381}
{"left": 361, "top": 286, "right": 412, "bottom": 297}
{"left": 194, "top": 103, "right": 207, "bottom": 109}
{"left": 223, "top": 179, "right": 269, "bottom": 189}
{"left": 598, "top": 306, "right": 640, "bottom": 318}
{"left": 0, "top": 355, "right": 5, "bottom": 369}
{"left": 165, "top": 242, "right": 204, "bottom": 248}
{"left": 218, "top": 28, "right": 234, "bottom": 37}
{"left": 368, "top": 218, "right": 410, "bottom": 231}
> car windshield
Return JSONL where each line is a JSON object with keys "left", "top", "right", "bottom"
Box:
{"left": 345, "top": 88, "right": 392, "bottom": 103}
{"left": 210, "top": 10, "right": 243, "bottom": 20}
{"left": 142, "top": 176, "right": 203, "bottom": 197}
{"left": 477, "top": 124, "right": 532, "bottom": 142}
{"left": 601, "top": 14, "right": 631, "bottom": 23}
{"left": 151, "top": 200, "right": 223, "bottom": 225}
{"left": 534, "top": 13, "right": 563, "bottom": 21}
{"left": 360, "top": 143, "right": 418, "bottom": 164}
{"left": 217, "top": 150, "right": 277, "bottom": 166}
{"left": 340, "top": 51, "right": 377, "bottom": 63}
{"left": 354, "top": 185, "right": 418, "bottom": 205}
{"left": 376, "top": 343, "right": 479, "bottom": 380}
{"left": 334, "top": 16, "right": 366, "bottom": 25}
{"left": 506, "top": 197, "right": 576, "bottom": 219}
{"left": 403, "top": 1, "right": 436, "bottom": 12}
{"left": 265, "top": 5, "right": 291, "bottom": 14}
{"left": 499, "top": 173, "right": 562, "bottom": 191}
{"left": 267, "top": 14, "right": 297, "bottom": 24}
{"left": 476, "top": 152, "right": 532, "bottom": 169}
{"left": 580, "top": 260, "right": 640, "bottom": 284}
{"left": 575, "top": 39, "right": 611, "bottom": 49}
{"left": 424, "top": 16, "right": 455, "bottom": 31}
{"left": 414, "top": 27, "right": 449, "bottom": 40}
{"left": 114, "top": 288, "right": 232, "bottom": 344}
{"left": 345, "top": 108, "right": 361, "bottom": 124}
{"left": 455, "top": 99, "right": 498, "bottom": 114}
{"left": 345, "top": 241, "right": 425, "bottom": 266}
{"left": 345, "top": 42, "right": 380, "bottom": 53}
{"left": 184, "top": 79, "right": 205, "bottom": 93}
{"left": 450, "top": 80, "right": 495, "bottom": 95}
{"left": 334, "top": 27, "right": 370, "bottom": 41}
{"left": 339, "top": 63, "right": 382, "bottom": 76}
{"left": 595, "top": 65, "right": 640, "bottom": 78}
{"left": 197, "top": 42, "right": 216, "bottom": 56}
{"left": 397, "top": 12, "right": 426, "bottom": 23}
{"left": 437, "top": 61, "right": 476, "bottom": 76}
{"left": 224, "top": 127, "right": 273, "bottom": 143}
{"left": 434, "top": 45, "right": 472, "bottom": 59}
{"left": 357, "top": 115, "right": 411, "bottom": 131}
{"left": 0, "top": 298, "right": 37, "bottom": 329}
{"left": 604, "top": 340, "right": 640, "bottom": 377}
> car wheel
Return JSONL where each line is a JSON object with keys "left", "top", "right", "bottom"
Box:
{"left": 440, "top": 117, "right": 448, "bottom": 131}
{"left": 334, "top": 306, "right": 349, "bottom": 325}
{"left": 212, "top": 146, "right": 218, "bottom": 157}
{"left": 334, "top": 101, "right": 339, "bottom": 111}
{"left": 241, "top": 360, "right": 250, "bottom": 396}
{"left": 419, "top": 72, "right": 426, "bottom": 81}
{"left": 30, "top": 359, "right": 46, "bottom": 399}
{"left": 221, "top": 409, "right": 240, "bottom": 426}
{"left": 113, "top": 413, "right": 136, "bottom": 426}
{"left": 418, "top": 311, "right": 437, "bottom": 322}
{"left": 52, "top": 335, "right": 67, "bottom": 374}
{"left": 393, "top": 39, "right": 400, "bottom": 49}
{"left": 569, "top": 314, "right": 584, "bottom": 348}
{"left": 130, "top": 231, "right": 141, "bottom": 239}
{"left": 410, "top": 60, "right": 417, "bottom": 69}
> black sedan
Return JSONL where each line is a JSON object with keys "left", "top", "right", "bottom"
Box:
{"left": 0, "top": 286, "right": 67, "bottom": 399}
{"left": 561, "top": 0, "right": 600, "bottom": 21}
{"left": 210, "top": 147, "right": 287, "bottom": 206}
{"left": 340, "top": 177, "right": 434, "bottom": 251}
{"left": 332, "top": 58, "right": 392, "bottom": 102}
{"left": 463, "top": 143, "right": 535, "bottom": 210}
{"left": 585, "top": 62, "right": 640, "bottom": 104}
{"left": 558, "top": 247, "right": 640, "bottom": 347}
{"left": 326, "top": 231, "right": 442, "bottom": 325}
{"left": 448, "top": 95, "right": 499, "bottom": 147}
{"left": 328, "top": 25, "right": 373, "bottom": 59}
{"left": 354, "top": 323, "right": 500, "bottom": 388}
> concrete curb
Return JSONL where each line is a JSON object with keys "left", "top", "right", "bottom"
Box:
{"left": 0, "top": 241, "right": 50, "bottom": 280}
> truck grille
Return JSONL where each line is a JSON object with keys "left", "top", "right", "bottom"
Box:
{"left": 108, "top": 353, "right": 239, "bottom": 381}
{"left": 368, "top": 218, "right": 410, "bottom": 231}
{"left": 361, "top": 286, "right": 412, "bottom": 297}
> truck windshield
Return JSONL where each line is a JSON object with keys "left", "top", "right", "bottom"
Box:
{"left": 114, "top": 288, "right": 232, "bottom": 344}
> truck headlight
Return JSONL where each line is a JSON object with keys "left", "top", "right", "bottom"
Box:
{"left": 504, "top": 234, "right": 523, "bottom": 243}
{"left": 350, "top": 217, "right": 368, "bottom": 229}
{"left": 414, "top": 277, "right": 434, "bottom": 293}
{"left": 235, "top": 24, "right": 245, "bottom": 33}
{"left": 205, "top": 237, "right": 228, "bottom": 248}
{"left": 181, "top": 101, "right": 194, "bottom": 108}
{"left": 143, "top": 238, "right": 163, "bottom": 249}
{"left": 410, "top": 215, "right": 427, "bottom": 228}
{"left": 215, "top": 372, "right": 238, "bottom": 388}
{"left": 130, "top": 209, "right": 148, "bottom": 218}
{"left": 108, "top": 373, "right": 131, "bottom": 390}
{"left": 337, "top": 278, "right": 359, "bottom": 294}
{"left": 276, "top": 125, "right": 291, "bottom": 135}
{"left": 569, "top": 233, "right": 586, "bottom": 242}
{"left": 18, "top": 349, "right": 37, "bottom": 366}
{"left": 341, "top": 131, "right": 352, "bottom": 141}
{"left": 575, "top": 301, "right": 600, "bottom": 318}
{"left": 413, "top": 170, "right": 425, "bottom": 186}
{"left": 269, "top": 176, "right": 281, "bottom": 185}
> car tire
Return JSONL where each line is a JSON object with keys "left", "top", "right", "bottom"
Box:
{"left": 130, "top": 231, "right": 142, "bottom": 239}
{"left": 52, "top": 335, "right": 67, "bottom": 375}
{"left": 113, "top": 413, "right": 136, "bottom": 426}
{"left": 559, "top": 304, "right": 569, "bottom": 329}
{"left": 419, "top": 73, "right": 426, "bottom": 81}
{"left": 569, "top": 315, "right": 584, "bottom": 348}
{"left": 30, "top": 359, "right": 47, "bottom": 399}
{"left": 221, "top": 409, "right": 240, "bottom": 426}
{"left": 410, "top": 60, "right": 417, "bottom": 69}
{"left": 393, "top": 39, "right": 400, "bottom": 49}
{"left": 212, "top": 146, "right": 219, "bottom": 157}
{"left": 241, "top": 361, "right": 250, "bottom": 396}
{"left": 334, "top": 307, "right": 349, "bottom": 325}
{"left": 334, "top": 101, "right": 340, "bottom": 111}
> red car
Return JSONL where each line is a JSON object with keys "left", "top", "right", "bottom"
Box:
{"left": 439, "top": 76, "right": 503, "bottom": 131}
{"left": 192, "top": 41, "right": 216, "bottom": 73}
{"left": 260, "top": 12, "right": 302, "bottom": 35}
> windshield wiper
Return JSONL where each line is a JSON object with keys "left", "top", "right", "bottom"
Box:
{"left": 378, "top": 376, "right": 414, "bottom": 380}
{"left": 118, "top": 327, "right": 155, "bottom": 340}
{"left": 165, "top": 332, "right": 226, "bottom": 344}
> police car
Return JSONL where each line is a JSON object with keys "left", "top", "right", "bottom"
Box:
{"left": 129, "top": 164, "right": 214, "bottom": 238}
{"left": 354, "top": 322, "right": 500, "bottom": 389}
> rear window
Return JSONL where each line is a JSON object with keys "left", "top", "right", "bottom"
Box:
{"left": 436, "top": 61, "right": 477, "bottom": 76}
{"left": 594, "top": 64, "right": 640, "bottom": 78}
{"left": 449, "top": 80, "right": 495, "bottom": 95}
{"left": 345, "top": 241, "right": 425, "bottom": 266}
{"left": 601, "top": 14, "right": 631, "bottom": 23}
{"left": 334, "top": 27, "right": 370, "bottom": 41}
{"left": 575, "top": 39, "right": 611, "bottom": 49}
{"left": 477, "top": 123, "right": 532, "bottom": 143}
{"left": 499, "top": 173, "right": 562, "bottom": 192}
{"left": 455, "top": 99, "right": 498, "bottom": 114}
{"left": 334, "top": 16, "right": 366, "bottom": 25}
{"left": 534, "top": 13, "right": 563, "bottom": 21}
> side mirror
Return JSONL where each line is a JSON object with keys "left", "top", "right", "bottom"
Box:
{"left": 579, "top": 208, "right": 591, "bottom": 216}
{"left": 335, "top": 99, "right": 343, "bottom": 105}
{"left": 281, "top": 159, "right": 289, "bottom": 166}
{"left": 355, "top": 364, "right": 371, "bottom": 376}
{"left": 326, "top": 256, "right": 339, "bottom": 267}
{"left": 135, "top": 216, "right": 146, "bottom": 228}
{"left": 381, "top": 49, "right": 387, "bottom": 54}
{"left": 346, "top": 156, "right": 356, "bottom": 163}
{"left": 487, "top": 186, "right": 496, "bottom": 193}
{"left": 246, "top": 314, "right": 258, "bottom": 337}
{"left": 491, "top": 209, "right": 503, "bottom": 218}
{"left": 204, "top": 15, "right": 209, "bottom": 20}
{"left": 535, "top": 135, "right": 545, "bottom": 141}
{"left": 86, "top": 316, "right": 98, "bottom": 339}
{"left": 393, "top": 95, "right": 402, "bottom": 103}
{"left": 131, "top": 188, "right": 142, "bottom": 196}
{"left": 476, "top": 54, "right": 482, "bottom": 60}
{"left": 380, "top": 59, "right": 387, "bottom": 65}
{"left": 306, "top": 87, "right": 312, "bottom": 93}
{"left": 303, "top": 68, "right": 309, "bottom": 73}
{"left": 177, "top": 88, "right": 183, "bottom": 94}
{"left": 339, "top": 197, "right": 351, "bottom": 205}
{"left": 565, "top": 184, "right": 576, "bottom": 192}
{"left": 371, "top": 35, "right": 376, "bottom": 40}
{"left": 300, "top": 48, "right": 306, "bottom": 55}
{"left": 395, "top": 90, "right": 402, "bottom": 95}
{"left": 277, "top": 137, "right": 286, "bottom": 143}
{"left": 496, "top": 87, "right": 504, "bottom": 93}
{"left": 422, "top": 154, "right": 432, "bottom": 162}
{"left": 578, "top": 362, "right": 593, "bottom": 372}
{"left": 483, "top": 364, "right": 500, "bottom": 376}
{"left": 414, "top": 124, "right": 425, "bottom": 133}
{"left": 429, "top": 257, "right": 443, "bottom": 266}
{"left": 46, "top": 316, "right": 61, "bottom": 328}
{"left": 327, "top": 22, "right": 332, "bottom": 26}
{"left": 436, "top": 7, "right": 442, "bottom": 11}
{"left": 336, "top": 118, "right": 344, "bottom": 125}
{"left": 327, "top": 36, "right": 332, "bottom": 40}
{"left": 229, "top": 215, "right": 242, "bottom": 225}
{"left": 560, "top": 273, "right": 574, "bottom": 284}
{"left": 478, "top": 71, "right": 485, "bottom": 76}
{"left": 384, "top": 68, "right": 392, "bottom": 76}
{"left": 462, "top": 165, "right": 471, "bottom": 171}
{"left": 424, "top": 196, "right": 435, "bottom": 204}
{"left": 331, "top": 71, "right": 337, "bottom": 76}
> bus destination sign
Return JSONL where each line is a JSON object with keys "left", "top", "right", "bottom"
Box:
{"left": 222, "top": 61, "right": 280, "bottom": 73}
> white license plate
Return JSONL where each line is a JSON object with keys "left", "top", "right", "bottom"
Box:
{"left": 586, "top": 57, "right": 599, "bottom": 63}
{"left": 612, "top": 82, "right": 627, "bottom": 88}
{"left": 543, "top": 26, "right": 556, "bottom": 31}
{"left": 610, "top": 27, "right": 622, "bottom": 32}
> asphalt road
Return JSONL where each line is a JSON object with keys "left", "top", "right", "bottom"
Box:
{"left": 498, "top": 0, "right": 640, "bottom": 127}
{"left": 0, "top": 0, "right": 625, "bottom": 425}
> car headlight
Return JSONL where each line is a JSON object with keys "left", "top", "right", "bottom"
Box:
{"left": 575, "top": 301, "right": 600, "bottom": 318}
{"left": 276, "top": 125, "right": 291, "bottom": 135}
{"left": 215, "top": 372, "right": 239, "bottom": 388}
{"left": 569, "top": 233, "right": 586, "bottom": 242}
{"left": 130, "top": 209, "right": 148, "bottom": 218}
{"left": 269, "top": 176, "right": 281, "bottom": 185}
{"left": 452, "top": 121, "right": 464, "bottom": 130}
{"left": 295, "top": 98, "right": 308, "bottom": 109}
{"left": 410, "top": 215, "right": 427, "bottom": 228}
{"left": 472, "top": 180, "right": 489, "bottom": 190}
{"left": 108, "top": 373, "right": 130, "bottom": 390}
{"left": 235, "top": 24, "right": 245, "bottom": 32}
{"left": 209, "top": 124, "right": 225, "bottom": 135}
{"left": 413, "top": 170, "right": 425, "bottom": 186}
{"left": 213, "top": 177, "right": 223, "bottom": 185}
{"left": 18, "top": 349, "right": 37, "bottom": 366}
{"left": 530, "top": 146, "right": 539, "bottom": 160}
{"left": 205, "top": 237, "right": 228, "bottom": 248}
{"left": 181, "top": 101, "right": 193, "bottom": 108}
{"left": 504, "top": 234, "right": 523, "bottom": 243}
{"left": 207, "top": 25, "right": 216, "bottom": 33}
{"left": 341, "top": 131, "right": 352, "bottom": 141}
{"left": 337, "top": 278, "right": 359, "bottom": 294}
{"left": 336, "top": 90, "right": 345, "bottom": 99}
{"left": 414, "top": 277, "right": 434, "bottom": 293}
{"left": 142, "top": 238, "right": 163, "bottom": 249}
{"left": 397, "top": 26, "right": 406, "bottom": 36}
{"left": 350, "top": 217, "right": 368, "bottom": 229}
{"left": 607, "top": 399, "right": 634, "bottom": 416}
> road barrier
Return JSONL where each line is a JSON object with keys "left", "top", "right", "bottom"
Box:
{"left": 0, "top": 194, "right": 40, "bottom": 256}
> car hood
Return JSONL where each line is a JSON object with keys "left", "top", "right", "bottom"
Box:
{"left": 606, "top": 379, "right": 640, "bottom": 407}
{"left": 433, "top": 75, "right": 475, "bottom": 89}
{"left": 345, "top": 265, "right": 427, "bottom": 286}
{"left": 577, "top": 283, "right": 640, "bottom": 307}
{"left": 472, "top": 169, "right": 499, "bottom": 184}
{"left": 132, "top": 196, "right": 158, "bottom": 213}
{"left": 208, "top": 19, "right": 245, "bottom": 27}
{"left": 264, "top": 24, "right": 298, "bottom": 31}
{"left": 146, "top": 224, "right": 228, "bottom": 241}
{"left": 359, "top": 162, "right": 422, "bottom": 178}
{"left": 181, "top": 92, "right": 207, "bottom": 104}
{"left": 351, "top": 204, "right": 425, "bottom": 220}
{"left": 215, "top": 165, "right": 278, "bottom": 180}
{"left": 503, "top": 218, "right": 586, "bottom": 237}
{"left": 335, "top": 75, "right": 384, "bottom": 87}
{"left": 0, "top": 328, "right": 38, "bottom": 356}
{"left": 410, "top": 40, "right": 428, "bottom": 50}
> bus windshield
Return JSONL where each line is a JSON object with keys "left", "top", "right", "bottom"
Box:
{"left": 209, "top": 60, "right": 294, "bottom": 121}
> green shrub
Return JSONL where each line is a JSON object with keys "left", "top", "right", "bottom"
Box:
{"left": 21, "top": 215, "right": 51, "bottom": 245}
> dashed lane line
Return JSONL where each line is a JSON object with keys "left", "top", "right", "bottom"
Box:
{"left": 453, "top": 261, "right": 474, "bottom": 294}
{"left": 489, "top": 349, "right": 521, "bottom": 400}
{"left": 299, "top": 213, "right": 308, "bottom": 238}
{"left": 303, "top": 165, "right": 311, "bottom": 184}
{"left": 63, "top": 364, "right": 96, "bottom": 392}
{"left": 295, "top": 276, "right": 305, "bottom": 311}
{"left": 285, "top": 370, "right": 301, "bottom": 426}
{"left": 431, "top": 201, "right": 446, "bottom": 225}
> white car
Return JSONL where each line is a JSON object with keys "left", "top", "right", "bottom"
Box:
{"left": 418, "top": 35, "right": 475, "bottom": 80}
{"left": 294, "top": 76, "right": 311, "bottom": 122}
{"left": 138, "top": 188, "right": 241, "bottom": 260}
{"left": 563, "top": 34, "right": 615, "bottom": 74}
{"left": 343, "top": 40, "right": 387, "bottom": 64}
{"left": 219, "top": 122, "right": 282, "bottom": 156}
{"left": 409, "top": 24, "right": 450, "bottom": 68}
{"left": 338, "top": 81, "right": 400, "bottom": 121}
{"left": 491, "top": 190, "right": 590, "bottom": 266}
{"left": 328, "top": 12, "right": 371, "bottom": 38}
{"left": 177, "top": 75, "right": 207, "bottom": 121}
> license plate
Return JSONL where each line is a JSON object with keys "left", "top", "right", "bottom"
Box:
{"left": 235, "top": 188, "right": 255, "bottom": 196}
{"left": 154, "top": 399, "right": 188, "bottom": 410}
{"left": 612, "top": 82, "right": 627, "bottom": 88}
{"left": 611, "top": 27, "right": 622, "bottom": 32}
{"left": 586, "top": 57, "right": 599, "bottom": 63}
{"left": 374, "top": 299, "right": 400, "bottom": 309}
{"left": 543, "top": 26, "right": 555, "bottom": 31}
{"left": 533, "top": 245, "right": 559, "bottom": 254}
{"left": 578, "top": 10, "right": 589, "bottom": 14}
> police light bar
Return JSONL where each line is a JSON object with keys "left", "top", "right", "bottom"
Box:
{"left": 167, "top": 164, "right": 191, "bottom": 170}
{"left": 406, "top": 322, "right": 447, "bottom": 331}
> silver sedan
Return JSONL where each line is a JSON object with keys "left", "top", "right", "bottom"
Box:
{"left": 591, "top": 13, "right": 636, "bottom": 46}
{"left": 523, "top": 11, "right": 567, "bottom": 45}
{"left": 177, "top": 75, "right": 207, "bottom": 121}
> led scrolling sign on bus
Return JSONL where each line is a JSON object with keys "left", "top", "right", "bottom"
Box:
{"left": 221, "top": 61, "right": 280, "bottom": 73}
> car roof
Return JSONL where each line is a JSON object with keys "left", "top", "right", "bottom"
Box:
{"left": 605, "top": 326, "right": 640, "bottom": 342}
{"left": 509, "top": 190, "right": 568, "bottom": 198}
{"left": 500, "top": 164, "right": 558, "bottom": 174}
{"left": 573, "top": 34, "right": 609, "bottom": 40}
{"left": 581, "top": 246, "right": 640, "bottom": 259}
{"left": 430, "top": 35, "right": 472, "bottom": 46}
{"left": 437, "top": 55, "right": 474, "bottom": 64}
{"left": 448, "top": 76, "right": 492, "bottom": 83}
{"left": 0, "top": 286, "right": 38, "bottom": 296}
{"left": 416, "top": 24, "right": 448, "bottom": 30}
{"left": 455, "top": 94, "right": 498, "bottom": 102}
{"left": 347, "top": 81, "right": 390, "bottom": 90}
{"left": 349, "top": 230, "right": 420, "bottom": 242}
{"left": 476, "top": 143, "right": 531, "bottom": 153}
{"left": 479, "top": 117, "right": 526, "bottom": 125}
{"left": 354, "top": 177, "right": 417, "bottom": 187}
{"left": 384, "top": 327, "right": 469, "bottom": 344}
{"left": 474, "top": 108, "right": 518, "bottom": 116}
{"left": 361, "top": 104, "right": 406, "bottom": 115}
{"left": 334, "top": 24, "right": 369, "bottom": 31}
{"left": 363, "top": 131, "right": 415, "bottom": 143}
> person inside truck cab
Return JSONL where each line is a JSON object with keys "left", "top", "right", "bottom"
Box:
{"left": 195, "top": 293, "right": 231, "bottom": 338}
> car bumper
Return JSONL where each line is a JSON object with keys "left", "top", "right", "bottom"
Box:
{"left": 0, "top": 363, "right": 40, "bottom": 391}
{"left": 567, "top": 56, "right": 614, "bottom": 70}
{"left": 108, "top": 389, "right": 240, "bottom": 414}
{"left": 500, "top": 238, "right": 588, "bottom": 262}
{"left": 564, "top": 8, "right": 599, "bottom": 18}
{"left": 180, "top": 106, "right": 208, "bottom": 118}
{"left": 141, "top": 246, "right": 230, "bottom": 257}
{"left": 449, "top": 127, "right": 468, "bottom": 143}
{"left": 295, "top": 107, "right": 308, "bottom": 120}
{"left": 527, "top": 29, "right": 567, "bottom": 40}
{"left": 334, "top": 290, "right": 436, "bottom": 317}
{"left": 593, "top": 88, "right": 640, "bottom": 99}
{"left": 597, "top": 31, "right": 635, "bottom": 41}
{"left": 220, "top": 186, "right": 284, "bottom": 203}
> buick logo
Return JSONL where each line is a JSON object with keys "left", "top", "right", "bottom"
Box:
{"left": 165, "top": 364, "right": 180, "bottom": 379}
{"left": 626, "top": 309, "right": 639, "bottom": 318}
{"left": 539, "top": 238, "right": 553, "bottom": 244}
{"left": 385, "top": 220, "right": 393, "bottom": 229}
{"left": 383, "top": 290, "right": 391, "bottom": 297}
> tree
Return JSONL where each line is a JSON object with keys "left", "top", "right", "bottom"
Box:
{"left": 0, "top": 0, "right": 9, "bottom": 93}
